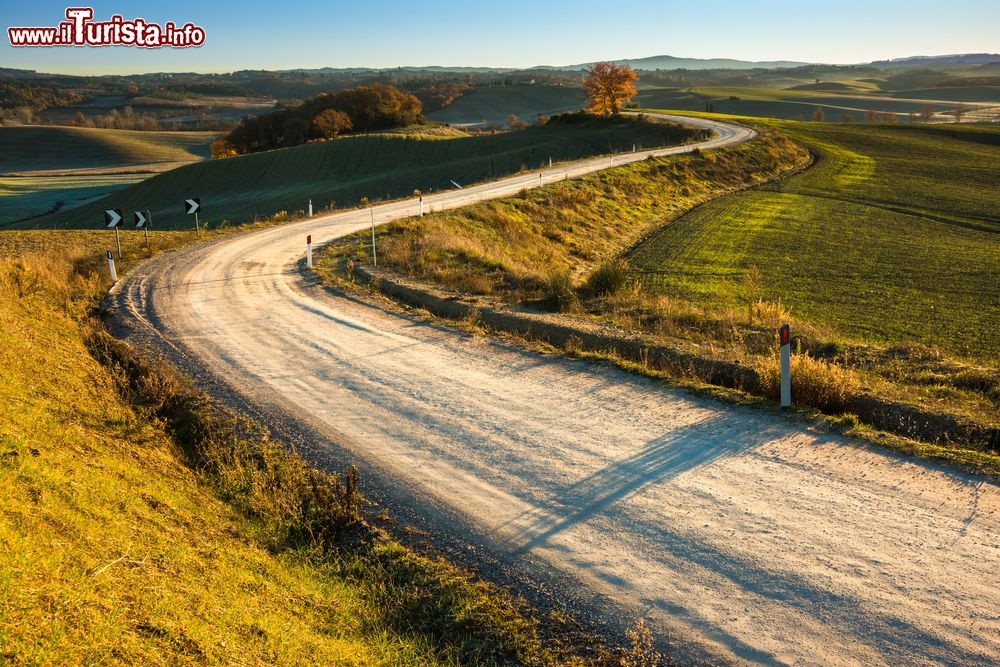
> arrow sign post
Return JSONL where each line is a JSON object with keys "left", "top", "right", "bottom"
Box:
{"left": 105, "top": 209, "right": 123, "bottom": 259}
{"left": 135, "top": 210, "right": 150, "bottom": 249}
{"left": 185, "top": 198, "right": 201, "bottom": 233}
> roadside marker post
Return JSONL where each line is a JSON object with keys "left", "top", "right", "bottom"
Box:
{"left": 308, "top": 199, "right": 313, "bottom": 217}
{"left": 419, "top": 195, "right": 424, "bottom": 217}
{"left": 185, "top": 198, "right": 201, "bottom": 233}
{"left": 105, "top": 209, "right": 123, "bottom": 259}
{"left": 370, "top": 208, "right": 377, "bottom": 266}
{"left": 306, "top": 234, "right": 313, "bottom": 269}
{"left": 779, "top": 323, "right": 792, "bottom": 408}
{"left": 134, "top": 210, "right": 150, "bottom": 249}
{"left": 106, "top": 250, "right": 117, "bottom": 282}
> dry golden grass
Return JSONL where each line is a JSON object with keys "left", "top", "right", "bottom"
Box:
{"left": 756, "top": 352, "right": 862, "bottom": 413}
{"left": 0, "top": 238, "right": 608, "bottom": 665}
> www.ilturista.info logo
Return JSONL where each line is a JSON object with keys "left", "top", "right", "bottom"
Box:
{"left": 8, "top": 7, "right": 206, "bottom": 48}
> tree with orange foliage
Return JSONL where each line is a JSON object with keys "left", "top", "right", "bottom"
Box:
{"left": 583, "top": 62, "right": 639, "bottom": 115}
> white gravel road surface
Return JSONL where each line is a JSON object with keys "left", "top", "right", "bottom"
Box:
{"left": 113, "top": 115, "right": 1000, "bottom": 666}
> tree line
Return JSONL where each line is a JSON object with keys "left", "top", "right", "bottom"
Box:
{"left": 212, "top": 84, "right": 424, "bottom": 157}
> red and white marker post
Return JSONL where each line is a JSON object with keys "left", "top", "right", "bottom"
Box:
{"left": 779, "top": 323, "right": 791, "bottom": 408}
{"left": 306, "top": 234, "right": 313, "bottom": 269}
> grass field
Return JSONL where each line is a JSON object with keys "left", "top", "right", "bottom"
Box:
{"left": 630, "top": 117, "right": 1000, "bottom": 361}
{"left": 638, "top": 86, "right": 981, "bottom": 122}
{"left": 319, "top": 114, "right": 998, "bottom": 443}
{"left": 0, "top": 126, "right": 215, "bottom": 173}
{"left": 0, "top": 173, "right": 145, "bottom": 224}
{"left": 0, "top": 126, "right": 216, "bottom": 225}
{"left": 22, "top": 115, "right": 700, "bottom": 231}
{"left": 323, "top": 128, "right": 807, "bottom": 294}
{"left": 426, "top": 86, "right": 586, "bottom": 127}
{"left": 0, "top": 231, "right": 607, "bottom": 665}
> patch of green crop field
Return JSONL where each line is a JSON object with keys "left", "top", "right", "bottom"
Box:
{"left": 426, "top": 85, "right": 585, "bottom": 127}
{"left": 0, "top": 174, "right": 144, "bottom": 225}
{"left": 630, "top": 116, "right": 1000, "bottom": 361}
{"left": 0, "top": 126, "right": 215, "bottom": 173}
{"left": 888, "top": 86, "right": 1000, "bottom": 103}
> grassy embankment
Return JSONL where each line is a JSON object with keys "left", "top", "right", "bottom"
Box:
{"left": 0, "top": 126, "right": 216, "bottom": 225}
{"left": 0, "top": 231, "right": 619, "bottom": 665}
{"left": 21, "top": 115, "right": 702, "bottom": 231}
{"left": 318, "top": 117, "right": 998, "bottom": 463}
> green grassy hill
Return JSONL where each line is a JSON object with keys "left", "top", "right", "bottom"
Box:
{"left": 23, "top": 116, "right": 699, "bottom": 230}
{"left": 630, "top": 117, "right": 1000, "bottom": 360}
{"left": 0, "top": 126, "right": 215, "bottom": 173}
{"left": 636, "top": 84, "right": 1000, "bottom": 122}
{"left": 426, "top": 86, "right": 585, "bottom": 127}
{"left": 887, "top": 86, "right": 1000, "bottom": 102}
{"left": 0, "top": 127, "right": 216, "bottom": 225}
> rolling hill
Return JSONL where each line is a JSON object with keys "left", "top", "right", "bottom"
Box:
{"left": 0, "top": 126, "right": 215, "bottom": 174}
{"left": 0, "top": 126, "right": 216, "bottom": 225}
{"left": 631, "top": 117, "right": 1000, "bottom": 360}
{"left": 21, "top": 116, "right": 699, "bottom": 230}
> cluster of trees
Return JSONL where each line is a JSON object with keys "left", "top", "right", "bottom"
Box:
{"left": 70, "top": 107, "right": 163, "bottom": 130}
{"left": 0, "top": 82, "right": 83, "bottom": 112}
{"left": 214, "top": 84, "right": 424, "bottom": 156}
{"left": 410, "top": 81, "right": 472, "bottom": 112}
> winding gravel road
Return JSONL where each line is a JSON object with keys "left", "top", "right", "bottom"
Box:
{"left": 111, "top": 114, "right": 1000, "bottom": 666}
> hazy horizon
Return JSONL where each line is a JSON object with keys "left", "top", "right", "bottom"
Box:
{"left": 3, "top": 0, "right": 1000, "bottom": 76}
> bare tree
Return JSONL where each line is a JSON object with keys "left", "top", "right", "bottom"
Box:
{"left": 811, "top": 107, "right": 826, "bottom": 122}
{"left": 920, "top": 106, "right": 935, "bottom": 123}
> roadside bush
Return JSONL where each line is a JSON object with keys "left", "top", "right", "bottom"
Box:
{"left": 757, "top": 352, "right": 860, "bottom": 413}
{"left": 546, "top": 269, "right": 577, "bottom": 312}
{"left": 586, "top": 258, "right": 630, "bottom": 296}
{"left": 952, "top": 368, "right": 1000, "bottom": 402}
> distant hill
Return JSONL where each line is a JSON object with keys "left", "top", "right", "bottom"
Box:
{"left": 535, "top": 55, "right": 810, "bottom": 71}
{"left": 870, "top": 53, "right": 1000, "bottom": 68}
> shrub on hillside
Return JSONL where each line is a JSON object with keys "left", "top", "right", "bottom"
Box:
{"left": 586, "top": 258, "right": 630, "bottom": 296}
{"left": 546, "top": 269, "right": 577, "bottom": 312}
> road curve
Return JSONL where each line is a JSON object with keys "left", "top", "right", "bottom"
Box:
{"left": 111, "top": 115, "right": 1000, "bottom": 666}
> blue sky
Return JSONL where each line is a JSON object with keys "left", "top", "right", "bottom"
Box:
{"left": 2, "top": 0, "right": 999, "bottom": 75}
